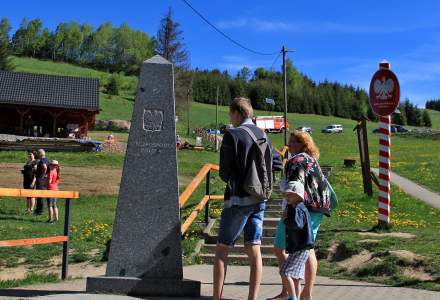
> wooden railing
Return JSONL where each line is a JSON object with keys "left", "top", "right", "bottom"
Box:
{"left": 179, "top": 164, "right": 223, "bottom": 235}
{"left": 0, "top": 188, "right": 79, "bottom": 280}
{"left": 276, "top": 146, "right": 289, "bottom": 158}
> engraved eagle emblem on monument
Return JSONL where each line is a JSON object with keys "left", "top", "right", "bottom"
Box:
{"left": 143, "top": 109, "right": 164, "bottom": 132}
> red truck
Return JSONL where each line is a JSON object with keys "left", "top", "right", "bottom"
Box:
{"left": 252, "top": 116, "right": 289, "bottom": 133}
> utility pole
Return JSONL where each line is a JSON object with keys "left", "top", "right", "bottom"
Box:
{"left": 282, "top": 46, "right": 295, "bottom": 147}
{"left": 186, "top": 87, "right": 191, "bottom": 136}
{"left": 186, "top": 77, "right": 194, "bottom": 136}
{"left": 215, "top": 85, "right": 219, "bottom": 151}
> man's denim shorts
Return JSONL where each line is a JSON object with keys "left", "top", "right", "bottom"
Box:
{"left": 217, "top": 202, "right": 266, "bottom": 246}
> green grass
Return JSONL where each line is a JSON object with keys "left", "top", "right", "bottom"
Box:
{"left": 317, "top": 166, "right": 440, "bottom": 290}
{"left": 427, "top": 109, "right": 440, "bottom": 129}
{"left": 0, "top": 273, "right": 59, "bottom": 289}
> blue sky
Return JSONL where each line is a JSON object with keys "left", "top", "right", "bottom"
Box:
{"left": 4, "top": 0, "right": 440, "bottom": 106}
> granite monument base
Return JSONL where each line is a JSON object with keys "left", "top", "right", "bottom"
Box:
{"left": 86, "top": 276, "right": 201, "bottom": 297}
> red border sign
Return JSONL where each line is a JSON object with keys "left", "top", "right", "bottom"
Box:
{"left": 369, "top": 69, "right": 400, "bottom": 116}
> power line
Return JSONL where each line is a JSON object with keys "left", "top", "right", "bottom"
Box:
{"left": 181, "top": 0, "right": 279, "bottom": 56}
{"left": 269, "top": 51, "right": 282, "bottom": 71}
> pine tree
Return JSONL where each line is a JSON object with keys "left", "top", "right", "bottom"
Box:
{"left": 105, "top": 73, "right": 121, "bottom": 96}
{"left": 422, "top": 110, "right": 432, "bottom": 127}
{"left": 0, "top": 37, "right": 14, "bottom": 71}
{"left": 155, "top": 8, "right": 190, "bottom": 69}
{"left": 0, "top": 17, "right": 13, "bottom": 71}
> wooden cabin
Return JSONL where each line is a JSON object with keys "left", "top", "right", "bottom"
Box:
{"left": 0, "top": 71, "right": 99, "bottom": 138}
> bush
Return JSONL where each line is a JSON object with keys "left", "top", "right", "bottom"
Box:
{"left": 105, "top": 73, "right": 122, "bottom": 96}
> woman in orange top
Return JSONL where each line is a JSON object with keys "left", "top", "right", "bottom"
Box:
{"left": 47, "top": 160, "right": 60, "bottom": 224}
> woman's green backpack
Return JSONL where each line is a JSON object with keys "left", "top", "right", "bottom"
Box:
{"left": 327, "top": 181, "right": 338, "bottom": 211}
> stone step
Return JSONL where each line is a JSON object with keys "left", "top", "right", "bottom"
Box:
{"left": 202, "top": 244, "right": 275, "bottom": 254}
{"left": 205, "top": 235, "right": 276, "bottom": 246}
{"left": 198, "top": 253, "right": 278, "bottom": 266}
{"left": 263, "top": 217, "right": 280, "bottom": 227}
{"left": 264, "top": 211, "right": 282, "bottom": 218}
{"left": 211, "top": 226, "right": 277, "bottom": 237}
{"left": 266, "top": 203, "right": 283, "bottom": 209}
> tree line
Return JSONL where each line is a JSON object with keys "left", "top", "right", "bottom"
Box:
{"left": 191, "top": 63, "right": 376, "bottom": 122}
{"left": 426, "top": 99, "right": 440, "bottom": 112}
{"left": 392, "top": 99, "right": 431, "bottom": 127}
{"left": 0, "top": 17, "right": 155, "bottom": 75}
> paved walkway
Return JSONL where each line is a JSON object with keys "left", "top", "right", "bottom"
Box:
{"left": 372, "top": 168, "right": 440, "bottom": 209}
{"left": 1, "top": 265, "right": 439, "bottom": 300}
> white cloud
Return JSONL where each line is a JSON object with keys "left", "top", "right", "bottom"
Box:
{"left": 216, "top": 18, "right": 432, "bottom": 34}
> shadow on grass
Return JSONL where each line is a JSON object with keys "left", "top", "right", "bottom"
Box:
{"left": 0, "top": 215, "right": 46, "bottom": 223}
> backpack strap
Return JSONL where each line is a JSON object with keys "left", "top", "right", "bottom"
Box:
{"left": 238, "top": 125, "right": 266, "bottom": 144}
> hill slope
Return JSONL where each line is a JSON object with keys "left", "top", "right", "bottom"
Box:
{"left": 426, "top": 109, "right": 440, "bottom": 129}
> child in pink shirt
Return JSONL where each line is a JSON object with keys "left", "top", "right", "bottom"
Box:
{"left": 47, "top": 160, "right": 60, "bottom": 224}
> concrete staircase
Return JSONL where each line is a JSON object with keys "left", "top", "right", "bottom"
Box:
{"left": 198, "top": 187, "right": 284, "bottom": 266}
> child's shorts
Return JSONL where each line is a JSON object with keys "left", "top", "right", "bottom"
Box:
{"left": 47, "top": 198, "right": 57, "bottom": 208}
{"left": 280, "top": 250, "right": 310, "bottom": 279}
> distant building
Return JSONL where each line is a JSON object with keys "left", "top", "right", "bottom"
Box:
{"left": 0, "top": 70, "right": 99, "bottom": 138}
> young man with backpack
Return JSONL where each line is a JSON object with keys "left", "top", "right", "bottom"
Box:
{"left": 214, "top": 97, "right": 282, "bottom": 300}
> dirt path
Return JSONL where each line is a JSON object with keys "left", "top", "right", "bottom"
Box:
{"left": 0, "top": 163, "right": 192, "bottom": 196}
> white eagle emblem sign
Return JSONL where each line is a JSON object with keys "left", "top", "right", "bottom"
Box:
{"left": 374, "top": 77, "right": 394, "bottom": 100}
{"left": 143, "top": 109, "right": 164, "bottom": 132}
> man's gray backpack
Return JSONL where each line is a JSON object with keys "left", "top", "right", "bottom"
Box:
{"left": 239, "top": 126, "right": 274, "bottom": 201}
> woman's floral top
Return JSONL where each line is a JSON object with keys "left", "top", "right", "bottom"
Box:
{"left": 281, "top": 152, "right": 331, "bottom": 215}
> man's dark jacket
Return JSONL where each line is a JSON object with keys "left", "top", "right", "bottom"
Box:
{"left": 219, "top": 123, "right": 283, "bottom": 201}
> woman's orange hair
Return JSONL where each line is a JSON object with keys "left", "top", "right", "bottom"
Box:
{"left": 290, "top": 130, "right": 320, "bottom": 160}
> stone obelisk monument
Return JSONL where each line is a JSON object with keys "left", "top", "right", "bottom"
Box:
{"left": 86, "top": 55, "right": 200, "bottom": 297}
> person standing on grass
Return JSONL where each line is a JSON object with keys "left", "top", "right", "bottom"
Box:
{"left": 22, "top": 151, "right": 37, "bottom": 213}
{"left": 270, "top": 131, "right": 331, "bottom": 300}
{"left": 213, "top": 97, "right": 282, "bottom": 300}
{"left": 34, "top": 149, "right": 49, "bottom": 215}
{"left": 47, "top": 160, "right": 60, "bottom": 224}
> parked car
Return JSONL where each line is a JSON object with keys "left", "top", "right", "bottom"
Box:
{"left": 322, "top": 124, "right": 343, "bottom": 133}
{"left": 373, "top": 125, "right": 409, "bottom": 133}
{"left": 296, "top": 126, "right": 313, "bottom": 134}
{"left": 205, "top": 128, "right": 221, "bottom": 135}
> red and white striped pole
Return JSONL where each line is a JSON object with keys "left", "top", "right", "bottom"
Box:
{"left": 378, "top": 115, "right": 391, "bottom": 224}
{"left": 369, "top": 60, "right": 399, "bottom": 226}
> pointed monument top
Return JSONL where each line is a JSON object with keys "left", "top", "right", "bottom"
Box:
{"left": 144, "top": 55, "right": 172, "bottom": 65}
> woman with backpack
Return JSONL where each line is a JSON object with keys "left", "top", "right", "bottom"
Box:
{"left": 270, "top": 130, "right": 335, "bottom": 300}
{"left": 22, "top": 151, "right": 37, "bottom": 213}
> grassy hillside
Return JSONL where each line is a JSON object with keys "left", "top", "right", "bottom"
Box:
{"left": 427, "top": 109, "right": 440, "bottom": 129}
